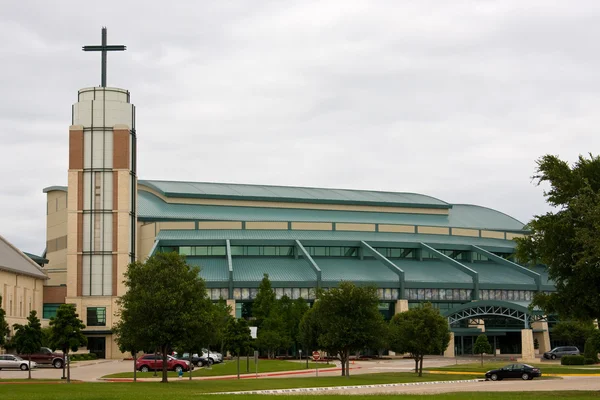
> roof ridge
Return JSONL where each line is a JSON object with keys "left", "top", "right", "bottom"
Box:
{"left": 452, "top": 203, "right": 525, "bottom": 227}
{"left": 0, "top": 234, "right": 48, "bottom": 279}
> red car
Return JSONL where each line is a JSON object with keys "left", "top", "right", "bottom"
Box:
{"left": 136, "top": 354, "right": 192, "bottom": 373}
{"left": 17, "top": 347, "right": 66, "bottom": 369}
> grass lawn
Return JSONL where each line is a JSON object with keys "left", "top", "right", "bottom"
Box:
{"left": 0, "top": 381, "right": 598, "bottom": 400}
{"left": 428, "top": 361, "right": 600, "bottom": 375}
{"left": 0, "top": 372, "right": 481, "bottom": 398}
{"left": 103, "top": 359, "right": 335, "bottom": 378}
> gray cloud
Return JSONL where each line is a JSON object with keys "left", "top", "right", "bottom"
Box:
{"left": 2, "top": 0, "right": 599, "bottom": 252}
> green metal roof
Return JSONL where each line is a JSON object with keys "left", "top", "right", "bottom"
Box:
{"left": 43, "top": 186, "right": 68, "bottom": 193}
{"left": 155, "top": 229, "right": 517, "bottom": 252}
{"left": 315, "top": 258, "right": 399, "bottom": 284}
{"left": 23, "top": 252, "right": 49, "bottom": 265}
{"left": 186, "top": 257, "right": 229, "bottom": 281}
{"left": 139, "top": 180, "right": 450, "bottom": 209}
{"left": 138, "top": 191, "right": 525, "bottom": 232}
{"left": 395, "top": 260, "right": 472, "bottom": 284}
{"left": 232, "top": 257, "right": 316, "bottom": 283}
{"left": 468, "top": 262, "right": 536, "bottom": 286}
{"left": 530, "top": 265, "right": 554, "bottom": 287}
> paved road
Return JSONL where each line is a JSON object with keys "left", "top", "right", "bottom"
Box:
{"left": 0, "top": 359, "right": 131, "bottom": 382}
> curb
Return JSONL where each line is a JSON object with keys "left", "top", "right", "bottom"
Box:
{"left": 212, "top": 379, "right": 485, "bottom": 395}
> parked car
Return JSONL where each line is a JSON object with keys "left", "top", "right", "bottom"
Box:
{"left": 0, "top": 354, "right": 37, "bottom": 371}
{"left": 543, "top": 346, "right": 580, "bottom": 360}
{"left": 17, "top": 347, "right": 66, "bottom": 369}
{"left": 174, "top": 353, "right": 209, "bottom": 368}
{"left": 135, "top": 354, "right": 193, "bottom": 373}
{"left": 485, "top": 363, "right": 542, "bottom": 381}
{"left": 201, "top": 348, "right": 223, "bottom": 364}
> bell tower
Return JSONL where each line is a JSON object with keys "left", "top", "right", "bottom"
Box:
{"left": 64, "top": 28, "right": 136, "bottom": 357}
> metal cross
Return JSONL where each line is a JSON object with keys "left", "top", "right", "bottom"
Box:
{"left": 82, "top": 27, "right": 126, "bottom": 87}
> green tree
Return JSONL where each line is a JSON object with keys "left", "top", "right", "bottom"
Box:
{"left": 253, "top": 274, "right": 276, "bottom": 328}
{"left": 288, "top": 298, "right": 309, "bottom": 356}
{"left": 176, "top": 295, "right": 213, "bottom": 380}
{"left": 0, "top": 295, "right": 9, "bottom": 350}
{"left": 310, "top": 282, "right": 386, "bottom": 377}
{"left": 551, "top": 321, "right": 596, "bottom": 349}
{"left": 389, "top": 303, "right": 450, "bottom": 377}
{"left": 12, "top": 310, "right": 43, "bottom": 379}
{"left": 208, "top": 298, "right": 234, "bottom": 356}
{"left": 48, "top": 304, "right": 87, "bottom": 383}
{"left": 515, "top": 154, "right": 600, "bottom": 321}
{"left": 223, "top": 318, "right": 252, "bottom": 379}
{"left": 116, "top": 252, "right": 210, "bottom": 383}
{"left": 473, "top": 334, "right": 492, "bottom": 367}
{"left": 113, "top": 318, "right": 147, "bottom": 382}
{"left": 584, "top": 337, "right": 599, "bottom": 364}
{"left": 298, "top": 306, "right": 319, "bottom": 368}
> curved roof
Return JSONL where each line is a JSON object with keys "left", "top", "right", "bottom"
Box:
{"left": 139, "top": 180, "right": 450, "bottom": 209}
{"left": 138, "top": 191, "right": 525, "bottom": 232}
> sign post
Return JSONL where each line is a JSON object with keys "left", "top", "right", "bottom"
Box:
{"left": 312, "top": 351, "right": 320, "bottom": 377}
{"left": 254, "top": 350, "right": 259, "bottom": 379}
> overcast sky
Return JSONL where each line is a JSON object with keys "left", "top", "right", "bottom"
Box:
{"left": 2, "top": 1, "right": 599, "bottom": 253}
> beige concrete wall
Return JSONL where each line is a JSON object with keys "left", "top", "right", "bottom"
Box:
{"left": 137, "top": 187, "right": 450, "bottom": 216}
{"left": 520, "top": 329, "right": 535, "bottom": 361}
{"left": 46, "top": 190, "right": 68, "bottom": 288}
{"left": 444, "top": 332, "right": 455, "bottom": 358}
{"left": 66, "top": 170, "right": 80, "bottom": 298}
{"left": 156, "top": 221, "right": 195, "bottom": 230}
{"left": 0, "top": 271, "right": 44, "bottom": 336}
{"left": 532, "top": 321, "right": 551, "bottom": 354}
{"left": 378, "top": 224, "right": 415, "bottom": 233}
{"left": 452, "top": 228, "right": 480, "bottom": 237}
{"left": 481, "top": 230, "right": 505, "bottom": 239}
{"left": 507, "top": 233, "right": 526, "bottom": 240}
{"left": 336, "top": 223, "right": 375, "bottom": 232}
{"left": 226, "top": 299, "right": 236, "bottom": 317}
{"left": 417, "top": 226, "right": 450, "bottom": 235}
{"left": 245, "top": 221, "right": 288, "bottom": 230}
{"left": 395, "top": 299, "right": 408, "bottom": 313}
{"left": 291, "top": 222, "right": 332, "bottom": 231}
{"left": 138, "top": 222, "right": 157, "bottom": 261}
{"left": 197, "top": 221, "right": 242, "bottom": 229}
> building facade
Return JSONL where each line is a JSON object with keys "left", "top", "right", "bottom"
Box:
{"left": 43, "top": 85, "right": 554, "bottom": 359}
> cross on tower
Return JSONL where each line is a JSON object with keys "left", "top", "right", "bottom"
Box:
{"left": 82, "top": 27, "right": 126, "bottom": 87}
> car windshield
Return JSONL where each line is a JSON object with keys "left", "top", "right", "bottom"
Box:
{"left": 12, "top": 356, "right": 24, "bottom": 361}
{"left": 523, "top": 364, "right": 534, "bottom": 368}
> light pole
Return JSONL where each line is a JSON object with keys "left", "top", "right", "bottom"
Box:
{"left": 299, "top": 349, "right": 303, "bottom": 367}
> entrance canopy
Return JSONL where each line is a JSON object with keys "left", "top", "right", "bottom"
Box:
{"left": 443, "top": 300, "right": 544, "bottom": 328}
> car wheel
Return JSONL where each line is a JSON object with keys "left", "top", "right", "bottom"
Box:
{"left": 140, "top": 365, "right": 150, "bottom": 372}
{"left": 20, "top": 364, "right": 29, "bottom": 371}
{"left": 490, "top": 374, "right": 499, "bottom": 381}
{"left": 551, "top": 354, "right": 557, "bottom": 360}
{"left": 521, "top": 373, "right": 529, "bottom": 380}
{"left": 174, "top": 365, "right": 183, "bottom": 373}
{"left": 196, "top": 360, "right": 204, "bottom": 367}
{"left": 53, "top": 359, "right": 63, "bottom": 369}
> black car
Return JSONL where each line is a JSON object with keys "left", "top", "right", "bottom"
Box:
{"left": 485, "top": 363, "right": 542, "bottom": 381}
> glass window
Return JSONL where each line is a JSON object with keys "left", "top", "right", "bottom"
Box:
{"left": 263, "top": 246, "right": 277, "bottom": 256}
{"left": 179, "top": 246, "right": 193, "bottom": 256}
{"left": 196, "top": 246, "right": 208, "bottom": 256}
{"left": 211, "top": 246, "right": 226, "bottom": 256}
{"left": 87, "top": 307, "right": 106, "bottom": 326}
{"left": 247, "top": 246, "right": 261, "bottom": 256}
{"left": 43, "top": 304, "right": 61, "bottom": 319}
{"left": 329, "top": 247, "right": 342, "bottom": 257}
{"left": 229, "top": 246, "right": 244, "bottom": 256}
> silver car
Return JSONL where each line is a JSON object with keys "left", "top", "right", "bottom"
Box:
{"left": 542, "top": 346, "right": 580, "bottom": 360}
{"left": 0, "top": 354, "right": 38, "bottom": 370}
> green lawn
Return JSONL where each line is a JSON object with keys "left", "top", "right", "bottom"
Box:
{"left": 103, "top": 359, "right": 335, "bottom": 378}
{"left": 0, "top": 372, "right": 480, "bottom": 398}
{"left": 428, "top": 361, "right": 600, "bottom": 375}
{"left": 0, "top": 381, "right": 598, "bottom": 400}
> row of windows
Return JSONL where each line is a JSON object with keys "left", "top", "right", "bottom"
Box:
{"left": 304, "top": 247, "right": 358, "bottom": 257}
{"left": 43, "top": 304, "right": 106, "bottom": 326}
{"left": 406, "top": 288, "right": 474, "bottom": 301}
{"left": 479, "top": 289, "right": 536, "bottom": 302}
{"left": 228, "top": 287, "right": 399, "bottom": 301}
{"left": 160, "top": 245, "right": 513, "bottom": 262}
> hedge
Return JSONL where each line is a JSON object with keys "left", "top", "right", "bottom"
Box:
{"left": 561, "top": 355, "right": 585, "bottom": 365}
{"left": 70, "top": 353, "right": 98, "bottom": 361}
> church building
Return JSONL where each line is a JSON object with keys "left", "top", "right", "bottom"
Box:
{"left": 40, "top": 29, "right": 554, "bottom": 360}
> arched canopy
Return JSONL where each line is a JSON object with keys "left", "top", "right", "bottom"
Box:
{"left": 443, "top": 300, "right": 543, "bottom": 328}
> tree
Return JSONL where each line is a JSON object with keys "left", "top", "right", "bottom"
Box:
{"left": 208, "top": 298, "right": 234, "bottom": 356}
{"left": 116, "top": 252, "right": 210, "bottom": 383}
{"left": 12, "top": 310, "right": 43, "bottom": 379}
{"left": 0, "top": 295, "right": 9, "bottom": 350}
{"left": 223, "top": 318, "right": 252, "bottom": 379}
{"left": 298, "top": 306, "right": 320, "bottom": 368}
{"left": 309, "top": 282, "right": 386, "bottom": 377}
{"left": 473, "top": 334, "right": 492, "bottom": 367}
{"left": 176, "top": 295, "right": 213, "bottom": 380}
{"left": 113, "top": 318, "right": 147, "bottom": 382}
{"left": 48, "top": 304, "right": 87, "bottom": 383}
{"left": 288, "top": 298, "right": 309, "bottom": 356}
{"left": 389, "top": 303, "right": 450, "bottom": 377}
{"left": 515, "top": 154, "right": 600, "bottom": 321}
{"left": 551, "top": 321, "right": 596, "bottom": 349}
{"left": 253, "top": 274, "right": 276, "bottom": 328}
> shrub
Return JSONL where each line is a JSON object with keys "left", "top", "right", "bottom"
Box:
{"left": 534, "top": 338, "right": 539, "bottom": 350}
{"left": 561, "top": 355, "right": 585, "bottom": 365}
{"left": 584, "top": 337, "right": 599, "bottom": 364}
{"left": 585, "top": 358, "right": 596, "bottom": 365}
